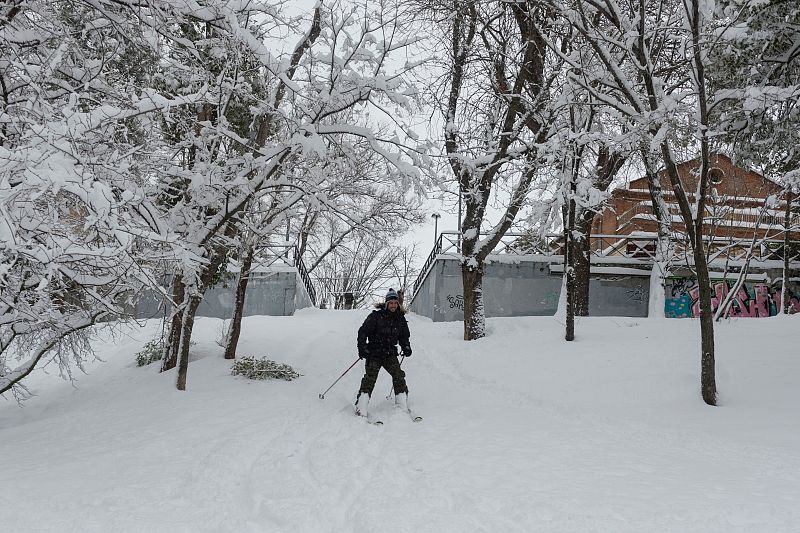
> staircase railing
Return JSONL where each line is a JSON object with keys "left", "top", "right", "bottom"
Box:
{"left": 411, "top": 234, "right": 443, "bottom": 297}
{"left": 293, "top": 246, "right": 317, "bottom": 306}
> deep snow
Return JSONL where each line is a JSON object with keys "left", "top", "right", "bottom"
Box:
{"left": 1, "top": 309, "right": 799, "bottom": 532}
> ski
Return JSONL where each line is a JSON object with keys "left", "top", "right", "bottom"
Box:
{"left": 406, "top": 409, "right": 422, "bottom": 422}
{"left": 388, "top": 399, "right": 422, "bottom": 422}
{"left": 355, "top": 411, "right": 383, "bottom": 425}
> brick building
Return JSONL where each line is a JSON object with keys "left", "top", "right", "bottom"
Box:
{"left": 592, "top": 154, "right": 796, "bottom": 254}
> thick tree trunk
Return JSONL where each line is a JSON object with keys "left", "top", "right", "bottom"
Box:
{"left": 573, "top": 207, "right": 593, "bottom": 317}
{"left": 572, "top": 147, "right": 625, "bottom": 317}
{"left": 176, "top": 294, "right": 202, "bottom": 391}
{"left": 643, "top": 152, "right": 672, "bottom": 318}
{"left": 565, "top": 194, "right": 577, "bottom": 341}
{"left": 693, "top": 246, "right": 717, "bottom": 405}
{"left": 165, "top": 228, "right": 234, "bottom": 388}
{"left": 161, "top": 274, "right": 185, "bottom": 372}
{"left": 648, "top": 234, "right": 671, "bottom": 318}
{"left": 224, "top": 245, "right": 255, "bottom": 359}
{"left": 461, "top": 262, "right": 486, "bottom": 341}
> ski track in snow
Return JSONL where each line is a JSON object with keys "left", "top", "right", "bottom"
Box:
{"left": 1, "top": 309, "right": 799, "bottom": 532}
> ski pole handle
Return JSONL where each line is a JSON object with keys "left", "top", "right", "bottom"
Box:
{"left": 318, "top": 357, "right": 361, "bottom": 399}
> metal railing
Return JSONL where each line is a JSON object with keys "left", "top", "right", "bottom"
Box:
{"left": 241, "top": 244, "right": 317, "bottom": 307}
{"left": 412, "top": 233, "right": 444, "bottom": 296}
{"left": 702, "top": 236, "right": 800, "bottom": 264}
{"left": 293, "top": 246, "right": 317, "bottom": 306}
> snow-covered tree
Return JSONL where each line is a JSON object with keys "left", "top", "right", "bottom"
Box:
{"left": 296, "top": 135, "right": 425, "bottom": 275}
{"left": 418, "top": 0, "right": 563, "bottom": 340}
{"left": 222, "top": 192, "right": 303, "bottom": 361}
{"left": 0, "top": 0, "right": 182, "bottom": 399}
{"left": 548, "top": 0, "right": 722, "bottom": 403}
{"left": 1, "top": 0, "right": 429, "bottom": 395}
{"left": 710, "top": 0, "right": 800, "bottom": 316}
{"left": 139, "top": 0, "right": 427, "bottom": 390}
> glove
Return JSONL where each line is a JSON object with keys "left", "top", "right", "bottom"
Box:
{"left": 401, "top": 347, "right": 412, "bottom": 358}
{"left": 358, "top": 347, "right": 369, "bottom": 359}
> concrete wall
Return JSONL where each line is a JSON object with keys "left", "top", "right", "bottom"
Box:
{"left": 134, "top": 269, "right": 314, "bottom": 320}
{"left": 412, "top": 257, "right": 649, "bottom": 322}
{"left": 410, "top": 256, "right": 797, "bottom": 321}
{"left": 197, "top": 271, "right": 300, "bottom": 319}
{"left": 588, "top": 276, "right": 649, "bottom": 317}
{"left": 294, "top": 271, "right": 314, "bottom": 311}
{"left": 410, "top": 259, "right": 437, "bottom": 319}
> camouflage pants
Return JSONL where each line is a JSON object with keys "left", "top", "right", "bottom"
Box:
{"left": 358, "top": 356, "right": 408, "bottom": 396}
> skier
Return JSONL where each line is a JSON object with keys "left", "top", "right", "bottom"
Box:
{"left": 355, "top": 288, "right": 412, "bottom": 418}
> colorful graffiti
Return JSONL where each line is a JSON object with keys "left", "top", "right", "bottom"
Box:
{"left": 665, "top": 279, "right": 800, "bottom": 318}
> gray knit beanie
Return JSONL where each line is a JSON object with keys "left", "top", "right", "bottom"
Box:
{"left": 385, "top": 288, "right": 399, "bottom": 303}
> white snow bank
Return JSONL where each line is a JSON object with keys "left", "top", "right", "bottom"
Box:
{"left": 1, "top": 309, "right": 799, "bottom": 532}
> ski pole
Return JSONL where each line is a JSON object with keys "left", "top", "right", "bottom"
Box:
{"left": 386, "top": 355, "right": 405, "bottom": 400}
{"left": 318, "top": 357, "right": 361, "bottom": 399}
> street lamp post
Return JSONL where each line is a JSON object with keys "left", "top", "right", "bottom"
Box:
{"left": 431, "top": 213, "right": 441, "bottom": 247}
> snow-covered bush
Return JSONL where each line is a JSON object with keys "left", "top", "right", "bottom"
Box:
{"left": 135, "top": 340, "right": 164, "bottom": 367}
{"left": 231, "top": 357, "right": 300, "bottom": 381}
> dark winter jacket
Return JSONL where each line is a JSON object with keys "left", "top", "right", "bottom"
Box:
{"left": 357, "top": 304, "right": 411, "bottom": 358}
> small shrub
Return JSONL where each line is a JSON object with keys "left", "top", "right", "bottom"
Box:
{"left": 231, "top": 356, "right": 301, "bottom": 381}
{"left": 135, "top": 339, "right": 164, "bottom": 367}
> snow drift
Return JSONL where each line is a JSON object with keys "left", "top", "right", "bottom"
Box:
{"left": 1, "top": 309, "right": 798, "bottom": 532}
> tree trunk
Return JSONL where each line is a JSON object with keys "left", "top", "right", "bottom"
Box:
{"left": 565, "top": 194, "right": 577, "bottom": 341}
{"left": 224, "top": 245, "right": 255, "bottom": 360}
{"left": 161, "top": 274, "right": 185, "bottom": 372}
{"left": 782, "top": 190, "right": 793, "bottom": 314}
{"left": 176, "top": 294, "right": 202, "bottom": 391}
{"left": 573, "top": 207, "right": 593, "bottom": 317}
{"left": 572, "top": 147, "right": 626, "bottom": 317}
{"left": 648, "top": 233, "right": 671, "bottom": 318}
{"left": 461, "top": 262, "right": 486, "bottom": 340}
{"left": 659, "top": 148, "right": 717, "bottom": 405}
{"left": 693, "top": 245, "right": 717, "bottom": 405}
{"left": 167, "top": 227, "right": 236, "bottom": 388}
{"left": 687, "top": 0, "right": 716, "bottom": 406}
{"left": 643, "top": 152, "right": 672, "bottom": 319}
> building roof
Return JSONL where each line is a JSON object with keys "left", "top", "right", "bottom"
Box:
{"left": 625, "top": 153, "right": 783, "bottom": 199}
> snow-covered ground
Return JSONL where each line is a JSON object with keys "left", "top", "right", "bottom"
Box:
{"left": 2, "top": 309, "right": 799, "bottom": 533}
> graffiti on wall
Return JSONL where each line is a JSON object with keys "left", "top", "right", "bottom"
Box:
{"left": 446, "top": 294, "right": 464, "bottom": 310}
{"left": 626, "top": 284, "right": 648, "bottom": 302}
{"left": 665, "top": 279, "right": 800, "bottom": 318}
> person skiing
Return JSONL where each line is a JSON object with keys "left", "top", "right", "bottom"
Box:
{"left": 355, "top": 288, "right": 412, "bottom": 417}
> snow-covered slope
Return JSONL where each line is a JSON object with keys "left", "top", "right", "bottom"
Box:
{"left": 2, "top": 310, "right": 799, "bottom": 532}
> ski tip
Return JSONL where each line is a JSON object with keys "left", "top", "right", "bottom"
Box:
{"left": 355, "top": 411, "right": 383, "bottom": 425}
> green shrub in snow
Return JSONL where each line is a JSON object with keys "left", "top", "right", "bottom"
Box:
{"left": 231, "top": 356, "right": 301, "bottom": 381}
{"left": 135, "top": 339, "right": 164, "bottom": 367}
